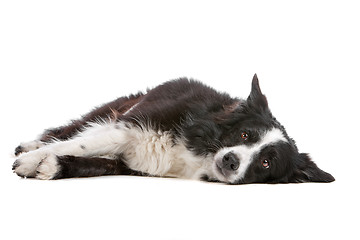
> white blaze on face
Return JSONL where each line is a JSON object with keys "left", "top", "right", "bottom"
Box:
{"left": 213, "top": 128, "right": 288, "bottom": 183}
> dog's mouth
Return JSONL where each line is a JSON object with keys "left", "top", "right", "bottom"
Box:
{"left": 215, "top": 162, "right": 226, "bottom": 177}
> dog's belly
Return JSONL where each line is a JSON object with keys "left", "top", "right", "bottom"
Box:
{"left": 121, "top": 126, "right": 213, "bottom": 179}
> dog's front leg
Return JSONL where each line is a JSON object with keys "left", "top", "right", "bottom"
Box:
{"left": 35, "top": 155, "right": 141, "bottom": 180}
{"left": 12, "top": 122, "right": 130, "bottom": 179}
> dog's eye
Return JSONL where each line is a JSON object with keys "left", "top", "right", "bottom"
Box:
{"left": 262, "top": 159, "right": 270, "bottom": 169}
{"left": 241, "top": 132, "right": 249, "bottom": 140}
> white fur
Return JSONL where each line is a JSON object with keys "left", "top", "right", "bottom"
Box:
{"left": 14, "top": 121, "right": 212, "bottom": 180}
{"left": 121, "top": 129, "right": 212, "bottom": 178}
{"left": 213, "top": 128, "right": 288, "bottom": 183}
{"left": 123, "top": 103, "right": 139, "bottom": 115}
{"left": 14, "top": 151, "right": 59, "bottom": 180}
{"left": 14, "top": 150, "right": 50, "bottom": 177}
{"left": 36, "top": 154, "right": 59, "bottom": 180}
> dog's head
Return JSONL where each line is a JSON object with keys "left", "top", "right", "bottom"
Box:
{"left": 211, "top": 74, "right": 334, "bottom": 184}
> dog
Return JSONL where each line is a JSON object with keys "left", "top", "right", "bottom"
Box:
{"left": 12, "top": 74, "right": 334, "bottom": 184}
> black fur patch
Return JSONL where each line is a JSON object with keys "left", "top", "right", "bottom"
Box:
{"left": 53, "top": 155, "right": 142, "bottom": 179}
{"left": 14, "top": 146, "right": 23, "bottom": 156}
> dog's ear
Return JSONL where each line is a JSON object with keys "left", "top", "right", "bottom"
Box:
{"left": 247, "top": 74, "right": 269, "bottom": 111}
{"left": 290, "top": 153, "right": 335, "bottom": 183}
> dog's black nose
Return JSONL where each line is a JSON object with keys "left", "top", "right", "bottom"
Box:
{"left": 222, "top": 152, "right": 240, "bottom": 171}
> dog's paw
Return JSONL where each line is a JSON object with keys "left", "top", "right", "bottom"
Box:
{"left": 14, "top": 140, "right": 45, "bottom": 156}
{"left": 13, "top": 153, "right": 43, "bottom": 178}
{"left": 35, "top": 155, "right": 60, "bottom": 180}
{"left": 12, "top": 150, "right": 56, "bottom": 179}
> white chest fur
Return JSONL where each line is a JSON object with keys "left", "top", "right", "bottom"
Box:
{"left": 120, "top": 125, "right": 213, "bottom": 179}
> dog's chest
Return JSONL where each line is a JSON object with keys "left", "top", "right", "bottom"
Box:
{"left": 121, "top": 125, "right": 212, "bottom": 179}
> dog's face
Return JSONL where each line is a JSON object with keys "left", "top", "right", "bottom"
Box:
{"left": 212, "top": 75, "right": 334, "bottom": 184}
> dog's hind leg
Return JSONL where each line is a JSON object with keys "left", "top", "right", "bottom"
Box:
{"left": 14, "top": 119, "right": 86, "bottom": 156}
{"left": 14, "top": 120, "right": 89, "bottom": 156}
{"left": 35, "top": 155, "right": 141, "bottom": 180}
{"left": 14, "top": 140, "right": 45, "bottom": 156}
{"left": 14, "top": 93, "right": 144, "bottom": 156}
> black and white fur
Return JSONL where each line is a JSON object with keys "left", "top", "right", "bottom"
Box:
{"left": 13, "top": 75, "right": 335, "bottom": 184}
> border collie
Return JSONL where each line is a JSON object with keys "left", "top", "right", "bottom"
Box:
{"left": 12, "top": 75, "right": 334, "bottom": 184}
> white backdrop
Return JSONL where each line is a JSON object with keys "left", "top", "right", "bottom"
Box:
{"left": 1, "top": 1, "right": 359, "bottom": 239}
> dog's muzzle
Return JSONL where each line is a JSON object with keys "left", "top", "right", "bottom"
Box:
{"left": 214, "top": 151, "right": 240, "bottom": 182}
